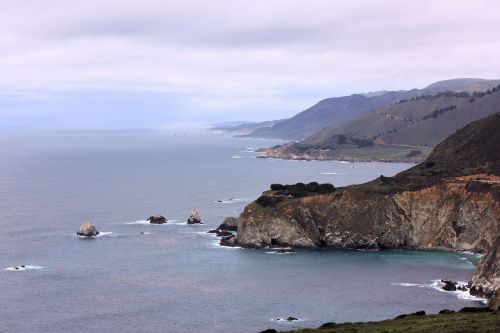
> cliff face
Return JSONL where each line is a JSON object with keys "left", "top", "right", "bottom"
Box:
{"left": 235, "top": 177, "right": 499, "bottom": 253}
{"left": 228, "top": 113, "right": 500, "bottom": 307}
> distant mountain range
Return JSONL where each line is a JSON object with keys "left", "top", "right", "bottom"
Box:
{"left": 258, "top": 87, "right": 500, "bottom": 162}
{"left": 217, "top": 78, "right": 500, "bottom": 140}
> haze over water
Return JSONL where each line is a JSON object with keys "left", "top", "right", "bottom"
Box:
{"left": 0, "top": 130, "right": 484, "bottom": 332}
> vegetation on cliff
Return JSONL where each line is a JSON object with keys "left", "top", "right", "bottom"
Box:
{"left": 275, "top": 309, "right": 500, "bottom": 333}
{"left": 228, "top": 113, "right": 500, "bottom": 307}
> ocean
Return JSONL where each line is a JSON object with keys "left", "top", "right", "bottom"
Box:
{"left": 0, "top": 129, "right": 485, "bottom": 333}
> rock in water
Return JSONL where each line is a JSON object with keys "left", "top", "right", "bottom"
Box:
{"left": 77, "top": 223, "right": 99, "bottom": 237}
{"left": 217, "top": 217, "right": 239, "bottom": 231}
{"left": 147, "top": 215, "right": 167, "bottom": 224}
{"left": 441, "top": 280, "right": 458, "bottom": 291}
{"left": 187, "top": 209, "right": 202, "bottom": 224}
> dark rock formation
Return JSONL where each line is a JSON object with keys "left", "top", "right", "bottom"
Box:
{"left": 441, "top": 280, "right": 457, "bottom": 291}
{"left": 217, "top": 217, "right": 239, "bottom": 231}
{"left": 286, "top": 317, "right": 298, "bottom": 321}
{"left": 471, "top": 235, "right": 500, "bottom": 309}
{"left": 147, "top": 215, "right": 167, "bottom": 224}
{"left": 227, "top": 113, "right": 500, "bottom": 307}
{"left": 187, "top": 209, "right": 202, "bottom": 224}
{"left": 77, "top": 223, "right": 99, "bottom": 237}
{"left": 208, "top": 229, "right": 233, "bottom": 237}
{"left": 220, "top": 235, "right": 236, "bottom": 247}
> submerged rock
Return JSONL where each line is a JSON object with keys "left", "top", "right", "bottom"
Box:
{"left": 286, "top": 317, "right": 298, "bottom": 321}
{"left": 147, "top": 215, "right": 167, "bottom": 224}
{"left": 77, "top": 223, "right": 99, "bottom": 237}
{"left": 187, "top": 209, "right": 202, "bottom": 224}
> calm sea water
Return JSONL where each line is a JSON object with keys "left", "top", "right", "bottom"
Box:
{"left": 0, "top": 130, "right": 484, "bottom": 333}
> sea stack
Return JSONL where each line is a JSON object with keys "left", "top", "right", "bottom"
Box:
{"left": 77, "top": 223, "right": 99, "bottom": 237}
{"left": 147, "top": 215, "right": 167, "bottom": 224}
{"left": 187, "top": 209, "right": 202, "bottom": 224}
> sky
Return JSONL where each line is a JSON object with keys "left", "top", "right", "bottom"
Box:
{"left": 1, "top": 0, "right": 500, "bottom": 129}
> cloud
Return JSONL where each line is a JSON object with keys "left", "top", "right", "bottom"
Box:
{"left": 0, "top": 0, "right": 499, "bottom": 127}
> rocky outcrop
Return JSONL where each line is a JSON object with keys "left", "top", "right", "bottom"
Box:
{"left": 147, "top": 215, "right": 167, "bottom": 224}
{"left": 217, "top": 217, "right": 239, "bottom": 231}
{"left": 234, "top": 177, "right": 499, "bottom": 251}
{"left": 77, "top": 223, "right": 99, "bottom": 237}
{"left": 187, "top": 209, "right": 202, "bottom": 224}
{"left": 471, "top": 235, "right": 500, "bottom": 309}
{"left": 227, "top": 113, "right": 500, "bottom": 307}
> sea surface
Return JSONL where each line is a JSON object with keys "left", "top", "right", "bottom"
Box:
{"left": 0, "top": 129, "right": 485, "bottom": 333}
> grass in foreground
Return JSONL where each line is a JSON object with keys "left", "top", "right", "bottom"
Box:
{"left": 271, "top": 309, "right": 500, "bottom": 333}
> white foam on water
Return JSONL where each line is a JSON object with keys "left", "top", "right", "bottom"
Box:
{"left": 265, "top": 251, "right": 295, "bottom": 255}
{"left": 391, "top": 282, "right": 427, "bottom": 287}
{"left": 271, "top": 318, "right": 305, "bottom": 323}
{"left": 428, "top": 280, "right": 487, "bottom": 303}
{"left": 95, "top": 232, "right": 115, "bottom": 238}
{"left": 6, "top": 265, "right": 44, "bottom": 271}
{"left": 229, "top": 155, "right": 243, "bottom": 159}
{"left": 124, "top": 220, "right": 149, "bottom": 225}
{"left": 320, "top": 172, "right": 338, "bottom": 175}
{"left": 210, "top": 239, "right": 242, "bottom": 250}
{"left": 214, "top": 198, "right": 248, "bottom": 204}
{"left": 124, "top": 219, "right": 182, "bottom": 225}
{"left": 392, "top": 280, "right": 488, "bottom": 304}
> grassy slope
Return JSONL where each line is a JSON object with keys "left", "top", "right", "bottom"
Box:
{"left": 285, "top": 311, "right": 500, "bottom": 333}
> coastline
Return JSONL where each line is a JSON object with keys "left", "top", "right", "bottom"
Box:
{"left": 256, "top": 144, "right": 431, "bottom": 163}
{"left": 261, "top": 308, "right": 500, "bottom": 333}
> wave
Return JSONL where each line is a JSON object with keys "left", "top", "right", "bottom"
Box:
{"left": 391, "top": 280, "right": 488, "bottom": 303}
{"left": 74, "top": 231, "right": 115, "bottom": 238}
{"left": 124, "top": 219, "right": 182, "bottom": 225}
{"left": 214, "top": 198, "right": 249, "bottom": 204}
{"left": 320, "top": 172, "right": 338, "bottom": 175}
{"left": 271, "top": 317, "right": 304, "bottom": 323}
{"left": 210, "top": 239, "right": 242, "bottom": 250}
{"left": 428, "top": 280, "right": 487, "bottom": 303}
{"left": 265, "top": 251, "right": 295, "bottom": 255}
{"left": 6, "top": 265, "right": 44, "bottom": 271}
{"left": 229, "top": 155, "right": 243, "bottom": 159}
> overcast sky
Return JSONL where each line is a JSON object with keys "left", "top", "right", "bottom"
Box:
{"left": 1, "top": 0, "right": 499, "bottom": 128}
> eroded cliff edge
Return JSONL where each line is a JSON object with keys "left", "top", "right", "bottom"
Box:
{"left": 224, "top": 113, "right": 500, "bottom": 308}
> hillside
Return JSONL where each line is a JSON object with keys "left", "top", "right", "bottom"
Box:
{"left": 236, "top": 78, "right": 500, "bottom": 140}
{"left": 223, "top": 113, "right": 500, "bottom": 307}
{"left": 278, "top": 309, "right": 500, "bottom": 333}
{"left": 259, "top": 87, "right": 500, "bottom": 161}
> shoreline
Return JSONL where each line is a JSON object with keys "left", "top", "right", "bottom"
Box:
{"left": 260, "top": 308, "right": 500, "bottom": 333}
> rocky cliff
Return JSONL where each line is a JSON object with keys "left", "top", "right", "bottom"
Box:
{"left": 225, "top": 113, "right": 500, "bottom": 307}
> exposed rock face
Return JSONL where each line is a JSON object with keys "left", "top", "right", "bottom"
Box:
{"left": 187, "top": 209, "right": 202, "bottom": 224}
{"left": 217, "top": 217, "right": 239, "bottom": 231}
{"left": 77, "top": 223, "right": 99, "bottom": 237}
{"left": 147, "top": 215, "right": 167, "bottom": 224}
{"left": 235, "top": 177, "right": 499, "bottom": 251}
{"left": 471, "top": 236, "right": 500, "bottom": 309}
{"left": 229, "top": 113, "right": 500, "bottom": 307}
